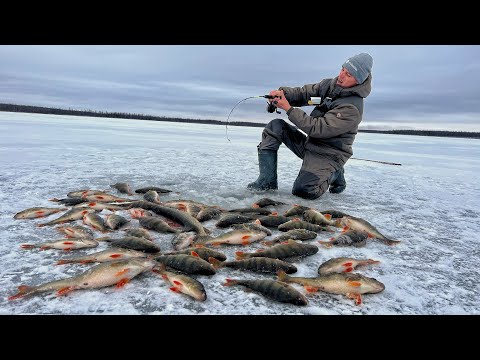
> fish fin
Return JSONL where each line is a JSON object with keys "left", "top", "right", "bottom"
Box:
{"left": 343, "top": 262, "right": 353, "bottom": 267}
{"left": 39, "top": 246, "right": 50, "bottom": 251}
{"left": 323, "top": 213, "right": 332, "bottom": 220}
{"left": 62, "top": 241, "right": 74, "bottom": 245}
{"left": 109, "top": 254, "right": 122, "bottom": 258}
{"left": 21, "top": 244, "right": 35, "bottom": 249}
{"left": 304, "top": 286, "right": 319, "bottom": 293}
{"left": 252, "top": 204, "right": 260, "bottom": 208}
{"left": 255, "top": 249, "right": 264, "bottom": 252}
{"left": 116, "top": 278, "right": 130, "bottom": 288}
{"left": 115, "top": 269, "right": 130, "bottom": 276}
{"left": 178, "top": 204, "right": 187, "bottom": 210}
{"left": 169, "top": 286, "right": 182, "bottom": 293}
{"left": 348, "top": 281, "right": 362, "bottom": 287}
{"left": 342, "top": 226, "right": 350, "bottom": 232}
{"left": 346, "top": 292, "right": 362, "bottom": 305}
{"left": 56, "top": 260, "right": 70, "bottom": 265}
{"left": 63, "top": 248, "right": 73, "bottom": 251}
{"left": 56, "top": 287, "right": 74, "bottom": 296}
{"left": 190, "top": 251, "right": 200, "bottom": 257}
{"left": 161, "top": 274, "right": 168, "bottom": 279}
{"left": 172, "top": 280, "right": 183, "bottom": 287}
{"left": 344, "top": 267, "right": 353, "bottom": 273}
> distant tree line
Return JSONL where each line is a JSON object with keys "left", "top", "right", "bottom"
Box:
{"left": 359, "top": 129, "right": 480, "bottom": 139}
{"left": 0, "top": 103, "right": 265, "bottom": 128}
{"left": 1, "top": 103, "right": 479, "bottom": 138}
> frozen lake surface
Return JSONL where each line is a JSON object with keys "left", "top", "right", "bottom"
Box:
{"left": 0, "top": 112, "right": 478, "bottom": 315}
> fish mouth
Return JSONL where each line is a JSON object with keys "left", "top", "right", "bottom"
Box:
{"left": 374, "top": 280, "right": 386, "bottom": 292}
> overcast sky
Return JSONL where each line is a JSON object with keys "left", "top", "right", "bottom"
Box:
{"left": 1, "top": 45, "right": 479, "bottom": 131}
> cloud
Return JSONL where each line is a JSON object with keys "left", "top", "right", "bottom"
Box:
{"left": 0, "top": 45, "right": 479, "bottom": 130}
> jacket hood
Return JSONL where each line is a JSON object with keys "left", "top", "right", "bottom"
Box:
{"left": 330, "top": 74, "right": 372, "bottom": 99}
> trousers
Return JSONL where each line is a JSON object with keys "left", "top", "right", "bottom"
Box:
{"left": 258, "top": 118, "right": 342, "bottom": 200}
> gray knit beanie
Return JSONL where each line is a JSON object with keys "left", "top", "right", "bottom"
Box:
{"left": 342, "top": 53, "right": 373, "bottom": 84}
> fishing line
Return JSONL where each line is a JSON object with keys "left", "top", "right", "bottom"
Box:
{"left": 225, "top": 95, "right": 274, "bottom": 142}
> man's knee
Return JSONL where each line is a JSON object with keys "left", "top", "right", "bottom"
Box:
{"left": 292, "top": 172, "right": 327, "bottom": 200}
{"left": 292, "top": 184, "right": 326, "bottom": 200}
{"left": 260, "top": 119, "right": 286, "bottom": 151}
{"left": 265, "top": 118, "right": 287, "bottom": 133}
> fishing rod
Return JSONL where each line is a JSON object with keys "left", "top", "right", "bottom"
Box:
{"left": 225, "top": 95, "right": 280, "bottom": 142}
{"left": 225, "top": 95, "right": 402, "bottom": 166}
{"left": 351, "top": 157, "right": 402, "bottom": 166}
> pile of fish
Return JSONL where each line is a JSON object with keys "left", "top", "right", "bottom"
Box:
{"left": 10, "top": 182, "right": 400, "bottom": 307}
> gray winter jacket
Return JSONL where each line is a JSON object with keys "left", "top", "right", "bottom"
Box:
{"left": 280, "top": 74, "right": 372, "bottom": 165}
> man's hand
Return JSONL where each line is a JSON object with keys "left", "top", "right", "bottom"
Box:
{"left": 268, "top": 90, "right": 291, "bottom": 113}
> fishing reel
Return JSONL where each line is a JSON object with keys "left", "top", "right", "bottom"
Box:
{"left": 266, "top": 102, "right": 280, "bottom": 114}
{"left": 265, "top": 95, "right": 281, "bottom": 114}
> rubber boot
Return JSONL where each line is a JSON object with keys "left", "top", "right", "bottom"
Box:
{"left": 329, "top": 167, "right": 346, "bottom": 194}
{"left": 247, "top": 149, "right": 278, "bottom": 191}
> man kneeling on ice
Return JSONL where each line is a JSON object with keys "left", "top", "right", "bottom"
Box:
{"left": 247, "top": 53, "right": 373, "bottom": 199}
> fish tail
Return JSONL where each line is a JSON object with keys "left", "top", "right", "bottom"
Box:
{"left": 95, "top": 236, "right": 110, "bottom": 242}
{"left": 381, "top": 238, "right": 401, "bottom": 246}
{"left": 20, "top": 244, "right": 36, "bottom": 249}
{"left": 196, "top": 235, "right": 212, "bottom": 243}
{"left": 317, "top": 240, "right": 333, "bottom": 248}
{"left": 276, "top": 270, "right": 289, "bottom": 282}
{"left": 234, "top": 251, "right": 248, "bottom": 259}
{"left": 56, "top": 259, "right": 73, "bottom": 265}
{"left": 207, "top": 256, "right": 224, "bottom": 269}
{"left": 152, "top": 263, "right": 167, "bottom": 274}
{"left": 222, "top": 278, "right": 238, "bottom": 287}
{"left": 261, "top": 240, "right": 275, "bottom": 246}
{"left": 8, "top": 285, "right": 37, "bottom": 300}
